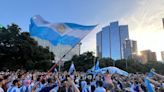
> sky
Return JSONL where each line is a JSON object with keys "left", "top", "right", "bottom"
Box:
{"left": 0, "top": 0, "right": 164, "bottom": 60}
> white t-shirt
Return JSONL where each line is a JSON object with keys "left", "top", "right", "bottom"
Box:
{"left": 94, "top": 87, "right": 106, "bottom": 92}
{"left": 0, "top": 87, "right": 4, "bottom": 92}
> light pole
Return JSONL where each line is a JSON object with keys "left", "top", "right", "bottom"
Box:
{"left": 93, "top": 50, "right": 97, "bottom": 70}
{"left": 78, "top": 42, "right": 82, "bottom": 55}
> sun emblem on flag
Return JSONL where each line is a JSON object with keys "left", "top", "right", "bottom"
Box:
{"left": 55, "top": 24, "right": 66, "bottom": 34}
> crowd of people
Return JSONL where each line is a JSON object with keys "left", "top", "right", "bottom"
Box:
{"left": 0, "top": 69, "right": 164, "bottom": 92}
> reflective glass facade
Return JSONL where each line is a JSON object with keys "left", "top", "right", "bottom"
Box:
{"left": 110, "top": 22, "right": 121, "bottom": 60}
{"left": 96, "top": 21, "right": 129, "bottom": 60}
{"left": 123, "top": 39, "right": 137, "bottom": 59}
{"left": 96, "top": 31, "right": 102, "bottom": 58}
{"left": 101, "top": 26, "right": 110, "bottom": 58}
{"left": 161, "top": 51, "right": 164, "bottom": 61}
{"left": 119, "top": 25, "right": 129, "bottom": 58}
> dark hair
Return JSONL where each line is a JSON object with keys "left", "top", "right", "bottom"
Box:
{"left": 58, "top": 86, "right": 66, "bottom": 92}
{"left": 0, "top": 78, "right": 3, "bottom": 82}
{"left": 41, "top": 79, "right": 45, "bottom": 84}
{"left": 86, "top": 78, "right": 90, "bottom": 85}
{"left": 99, "top": 81, "right": 103, "bottom": 87}
{"left": 96, "top": 81, "right": 103, "bottom": 87}
{"left": 3, "top": 75, "right": 9, "bottom": 80}
{"left": 18, "top": 74, "right": 22, "bottom": 79}
{"left": 64, "top": 75, "right": 70, "bottom": 81}
{"left": 47, "top": 78, "right": 52, "bottom": 83}
{"left": 134, "top": 80, "right": 139, "bottom": 84}
{"left": 13, "top": 79, "right": 19, "bottom": 85}
{"left": 106, "top": 70, "right": 110, "bottom": 73}
{"left": 37, "top": 77, "right": 40, "bottom": 81}
{"left": 91, "top": 85, "right": 95, "bottom": 92}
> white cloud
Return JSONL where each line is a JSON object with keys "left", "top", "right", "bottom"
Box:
{"left": 120, "top": 0, "right": 164, "bottom": 60}
{"left": 81, "top": 0, "right": 164, "bottom": 61}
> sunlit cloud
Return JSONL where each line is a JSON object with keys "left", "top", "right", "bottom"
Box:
{"left": 81, "top": 0, "right": 164, "bottom": 61}
{"left": 120, "top": 0, "right": 164, "bottom": 60}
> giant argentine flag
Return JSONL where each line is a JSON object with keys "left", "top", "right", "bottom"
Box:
{"left": 29, "top": 15, "right": 96, "bottom": 47}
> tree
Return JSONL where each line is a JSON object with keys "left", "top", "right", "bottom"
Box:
{"left": 0, "top": 24, "right": 55, "bottom": 70}
{"left": 62, "top": 51, "right": 95, "bottom": 72}
{"left": 62, "top": 52, "right": 164, "bottom": 74}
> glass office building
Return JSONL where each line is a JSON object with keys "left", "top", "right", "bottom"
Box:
{"left": 123, "top": 39, "right": 138, "bottom": 59}
{"left": 161, "top": 51, "right": 164, "bottom": 61}
{"left": 119, "top": 25, "right": 130, "bottom": 58}
{"left": 96, "top": 21, "right": 129, "bottom": 60}
{"left": 96, "top": 31, "right": 102, "bottom": 58}
{"left": 102, "top": 26, "right": 110, "bottom": 58}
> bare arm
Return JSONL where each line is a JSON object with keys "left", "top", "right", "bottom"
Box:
{"left": 153, "top": 72, "right": 164, "bottom": 79}
{"left": 67, "top": 77, "right": 80, "bottom": 92}
{"left": 147, "top": 78, "right": 161, "bottom": 86}
{"left": 54, "top": 75, "right": 61, "bottom": 87}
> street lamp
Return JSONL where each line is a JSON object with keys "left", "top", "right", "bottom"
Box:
{"left": 78, "top": 42, "right": 82, "bottom": 55}
{"left": 93, "top": 50, "right": 97, "bottom": 69}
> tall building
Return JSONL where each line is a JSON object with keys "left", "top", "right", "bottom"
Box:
{"left": 140, "top": 50, "right": 157, "bottom": 64}
{"left": 123, "top": 39, "right": 138, "bottom": 59}
{"left": 96, "top": 31, "right": 102, "bottom": 58}
{"left": 96, "top": 21, "right": 129, "bottom": 60}
{"left": 161, "top": 51, "right": 164, "bottom": 61}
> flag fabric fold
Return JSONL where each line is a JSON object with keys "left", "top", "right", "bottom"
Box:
{"left": 94, "top": 60, "right": 100, "bottom": 70}
{"left": 144, "top": 70, "right": 156, "bottom": 92}
{"left": 144, "top": 77, "right": 155, "bottom": 92}
{"left": 29, "top": 15, "right": 97, "bottom": 47}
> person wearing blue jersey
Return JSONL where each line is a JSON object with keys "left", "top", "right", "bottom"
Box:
{"left": 7, "top": 79, "right": 21, "bottom": 92}
{"left": 20, "top": 80, "right": 32, "bottom": 92}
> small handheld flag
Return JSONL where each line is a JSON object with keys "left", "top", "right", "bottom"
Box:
{"left": 68, "top": 63, "right": 76, "bottom": 74}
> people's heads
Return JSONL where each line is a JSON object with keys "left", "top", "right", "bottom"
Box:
{"left": 13, "top": 79, "right": 21, "bottom": 87}
{"left": 61, "top": 79, "right": 69, "bottom": 88}
{"left": 91, "top": 85, "right": 95, "bottom": 92}
{"left": 0, "top": 78, "right": 5, "bottom": 86}
{"left": 17, "top": 74, "right": 23, "bottom": 79}
{"left": 138, "top": 78, "right": 144, "bottom": 84}
{"left": 23, "top": 79, "right": 31, "bottom": 86}
{"left": 58, "top": 86, "right": 67, "bottom": 92}
{"left": 96, "top": 80, "right": 103, "bottom": 87}
{"left": 134, "top": 80, "right": 139, "bottom": 85}
{"left": 3, "top": 75, "right": 9, "bottom": 83}
{"left": 3, "top": 75, "right": 9, "bottom": 80}
{"left": 106, "top": 70, "right": 110, "bottom": 74}
{"left": 86, "top": 78, "right": 90, "bottom": 85}
{"left": 47, "top": 78, "right": 53, "bottom": 84}
{"left": 41, "top": 79, "right": 46, "bottom": 84}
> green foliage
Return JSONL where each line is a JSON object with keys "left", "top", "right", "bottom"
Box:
{"left": 0, "top": 24, "right": 54, "bottom": 71}
{"left": 62, "top": 51, "right": 95, "bottom": 72}
{"left": 62, "top": 52, "right": 164, "bottom": 74}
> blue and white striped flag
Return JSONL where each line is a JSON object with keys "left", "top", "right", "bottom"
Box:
{"left": 29, "top": 15, "right": 96, "bottom": 47}
{"left": 68, "top": 63, "right": 76, "bottom": 74}
{"left": 144, "top": 78, "right": 155, "bottom": 92}
{"left": 95, "top": 60, "right": 100, "bottom": 70}
{"left": 53, "top": 68, "right": 58, "bottom": 73}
